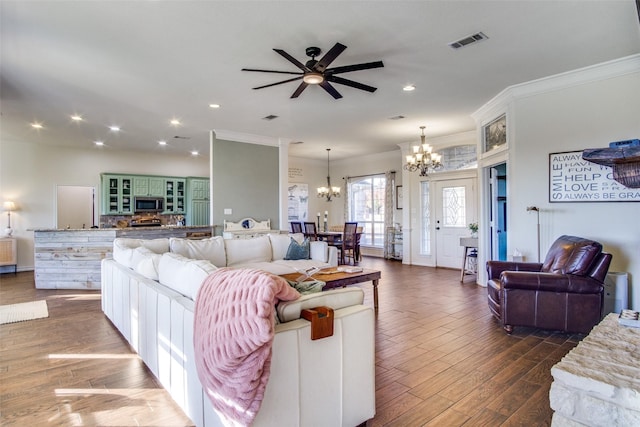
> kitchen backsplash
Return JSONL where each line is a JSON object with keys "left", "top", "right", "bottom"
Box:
{"left": 100, "top": 214, "right": 185, "bottom": 228}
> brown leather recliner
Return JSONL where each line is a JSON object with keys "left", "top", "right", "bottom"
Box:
{"left": 487, "top": 235, "right": 612, "bottom": 334}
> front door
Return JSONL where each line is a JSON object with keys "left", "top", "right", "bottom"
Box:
{"left": 434, "top": 178, "right": 477, "bottom": 268}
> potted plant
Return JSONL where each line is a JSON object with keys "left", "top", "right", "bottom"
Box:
{"left": 468, "top": 222, "right": 478, "bottom": 237}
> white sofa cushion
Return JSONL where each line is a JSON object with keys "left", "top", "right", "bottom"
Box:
{"left": 269, "top": 233, "right": 304, "bottom": 260}
{"left": 169, "top": 236, "right": 227, "bottom": 267}
{"left": 309, "top": 241, "right": 329, "bottom": 262}
{"left": 133, "top": 247, "right": 162, "bottom": 280}
{"left": 225, "top": 235, "right": 272, "bottom": 267}
{"left": 276, "top": 287, "right": 365, "bottom": 322}
{"left": 113, "top": 238, "right": 170, "bottom": 268}
{"left": 158, "top": 253, "right": 218, "bottom": 300}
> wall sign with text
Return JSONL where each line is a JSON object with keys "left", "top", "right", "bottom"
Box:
{"left": 549, "top": 151, "right": 640, "bottom": 202}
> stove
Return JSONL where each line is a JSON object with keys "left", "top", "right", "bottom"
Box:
{"left": 130, "top": 218, "right": 162, "bottom": 227}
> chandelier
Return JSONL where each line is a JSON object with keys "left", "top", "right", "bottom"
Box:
{"left": 317, "top": 148, "right": 341, "bottom": 201}
{"left": 404, "top": 126, "right": 443, "bottom": 176}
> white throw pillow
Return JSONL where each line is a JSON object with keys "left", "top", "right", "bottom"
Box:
{"left": 225, "top": 235, "right": 272, "bottom": 266}
{"left": 170, "top": 236, "right": 227, "bottom": 267}
{"left": 133, "top": 247, "right": 162, "bottom": 280}
{"left": 276, "top": 287, "right": 364, "bottom": 322}
{"left": 113, "top": 238, "right": 169, "bottom": 268}
{"left": 158, "top": 252, "right": 217, "bottom": 300}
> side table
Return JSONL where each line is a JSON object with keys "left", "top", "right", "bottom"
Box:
{"left": 460, "top": 237, "right": 478, "bottom": 282}
{"left": 0, "top": 237, "right": 17, "bottom": 274}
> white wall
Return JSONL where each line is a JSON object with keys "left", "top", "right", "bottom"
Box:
{"left": 476, "top": 56, "right": 640, "bottom": 308}
{"left": 0, "top": 140, "right": 209, "bottom": 270}
{"left": 287, "top": 156, "right": 327, "bottom": 226}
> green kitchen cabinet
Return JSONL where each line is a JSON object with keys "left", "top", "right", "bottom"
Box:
{"left": 133, "top": 176, "right": 164, "bottom": 197}
{"left": 164, "top": 178, "right": 186, "bottom": 214}
{"left": 186, "top": 177, "right": 210, "bottom": 225}
{"left": 101, "top": 174, "right": 133, "bottom": 215}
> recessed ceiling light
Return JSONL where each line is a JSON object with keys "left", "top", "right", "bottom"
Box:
{"left": 158, "top": 140, "right": 167, "bottom": 146}
{"left": 403, "top": 85, "right": 415, "bottom": 91}
{"left": 209, "top": 104, "right": 220, "bottom": 109}
{"left": 71, "top": 115, "right": 83, "bottom": 121}
{"left": 170, "top": 119, "right": 181, "bottom": 126}
{"left": 109, "top": 126, "right": 120, "bottom": 132}
{"left": 94, "top": 141, "right": 104, "bottom": 146}
{"left": 31, "top": 122, "right": 43, "bottom": 129}
{"left": 190, "top": 150, "right": 199, "bottom": 156}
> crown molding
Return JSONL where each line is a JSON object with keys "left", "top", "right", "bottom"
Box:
{"left": 212, "top": 129, "right": 290, "bottom": 146}
{"left": 472, "top": 54, "right": 640, "bottom": 124}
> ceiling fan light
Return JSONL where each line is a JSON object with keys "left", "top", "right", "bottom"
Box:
{"left": 303, "top": 72, "right": 324, "bottom": 85}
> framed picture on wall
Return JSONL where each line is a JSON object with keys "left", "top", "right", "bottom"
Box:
{"left": 396, "top": 185, "right": 403, "bottom": 210}
{"left": 287, "top": 183, "right": 309, "bottom": 220}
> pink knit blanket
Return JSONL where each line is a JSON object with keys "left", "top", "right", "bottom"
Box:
{"left": 193, "top": 268, "right": 300, "bottom": 426}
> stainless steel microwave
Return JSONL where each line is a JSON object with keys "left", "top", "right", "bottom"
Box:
{"left": 134, "top": 197, "right": 164, "bottom": 212}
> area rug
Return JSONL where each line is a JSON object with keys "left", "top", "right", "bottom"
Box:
{"left": 0, "top": 300, "right": 49, "bottom": 325}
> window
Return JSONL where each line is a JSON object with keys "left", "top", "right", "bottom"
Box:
{"left": 420, "top": 181, "right": 431, "bottom": 255}
{"left": 442, "top": 186, "right": 466, "bottom": 227}
{"left": 348, "top": 175, "right": 386, "bottom": 247}
{"left": 483, "top": 114, "right": 507, "bottom": 153}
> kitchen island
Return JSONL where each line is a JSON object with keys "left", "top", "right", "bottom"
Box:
{"left": 33, "top": 226, "right": 212, "bottom": 289}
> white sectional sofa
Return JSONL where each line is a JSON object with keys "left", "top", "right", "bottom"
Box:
{"left": 101, "top": 233, "right": 375, "bottom": 427}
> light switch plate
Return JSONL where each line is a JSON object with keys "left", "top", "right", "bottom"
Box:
{"left": 224, "top": 208, "right": 232, "bottom": 215}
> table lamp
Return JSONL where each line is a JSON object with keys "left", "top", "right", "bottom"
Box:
{"left": 3, "top": 201, "right": 16, "bottom": 237}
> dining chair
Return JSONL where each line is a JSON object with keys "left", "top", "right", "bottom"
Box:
{"left": 290, "top": 222, "right": 303, "bottom": 233}
{"left": 335, "top": 222, "right": 358, "bottom": 265}
{"left": 303, "top": 222, "right": 318, "bottom": 241}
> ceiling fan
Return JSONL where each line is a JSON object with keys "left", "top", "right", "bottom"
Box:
{"left": 242, "top": 42, "right": 384, "bottom": 99}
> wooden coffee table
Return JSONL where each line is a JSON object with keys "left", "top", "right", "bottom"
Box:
{"left": 280, "top": 268, "right": 381, "bottom": 311}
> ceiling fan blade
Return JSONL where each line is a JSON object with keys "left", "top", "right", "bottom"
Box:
{"left": 327, "top": 61, "right": 384, "bottom": 75}
{"left": 290, "top": 82, "right": 309, "bottom": 98}
{"left": 253, "top": 76, "right": 303, "bottom": 90}
{"left": 273, "top": 49, "right": 309, "bottom": 72}
{"left": 319, "top": 81, "right": 343, "bottom": 99}
{"left": 326, "top": 75, "right": 377, "bottom": 93}
{"left": 314, "top": 42, "right": 347, "bottom": 72}
{"left": 242, "top": 68, "right": 303, "bottom": 75}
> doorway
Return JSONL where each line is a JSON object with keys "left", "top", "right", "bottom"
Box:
{"left": 434, "top": 178, "right": 477, "bottom": 269}
{"left": 488, "top": 164, "right": 507, "bottom": 261}
{"left": 56, "top": 185, "right": 95, "bottom": 229}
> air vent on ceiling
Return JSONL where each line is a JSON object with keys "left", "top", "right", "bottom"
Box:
{"left": 448, "top": 32, "right": 488, "bottom": 49}
{"left": 262, "top": 115, "right": 279, "bottom": 121}
{"left": 173, "top": 135, "right": 191, "bottom": 139}
{"left": 389, "top": 115, "right": 406, "bottom": 120}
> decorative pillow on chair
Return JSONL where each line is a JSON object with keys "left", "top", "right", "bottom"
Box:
{"left": 284, "top": 237, "right": 310, "bottom": 260}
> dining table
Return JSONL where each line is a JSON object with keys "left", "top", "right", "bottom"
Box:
{"left": 315, "top": 231, "right": 344, "bottom": 244}
{"left": 315, "top": 231, "right": 362, "bottom": 264}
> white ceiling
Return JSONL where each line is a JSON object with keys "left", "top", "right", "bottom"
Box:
{"left": 2, "top": 1, "right": 639, "bottom": 160}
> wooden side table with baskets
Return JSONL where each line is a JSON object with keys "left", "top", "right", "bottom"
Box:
{"left": 0, "top": 237, "right": 17, "bottom": 274}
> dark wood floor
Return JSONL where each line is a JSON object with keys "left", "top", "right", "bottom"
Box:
{"left": 0, "top": 258, "right": 583, "bottom": 426}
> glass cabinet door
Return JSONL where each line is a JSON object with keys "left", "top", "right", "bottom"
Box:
{"left": 103, "top": 175, "right": 133, "bottom": 215}
{"left": 164, "top": 178, "right": 186, "bottom": 213}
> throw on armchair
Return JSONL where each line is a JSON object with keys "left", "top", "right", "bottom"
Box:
{"left": 487, "top": 235, "right": 612, "bottom": 334}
